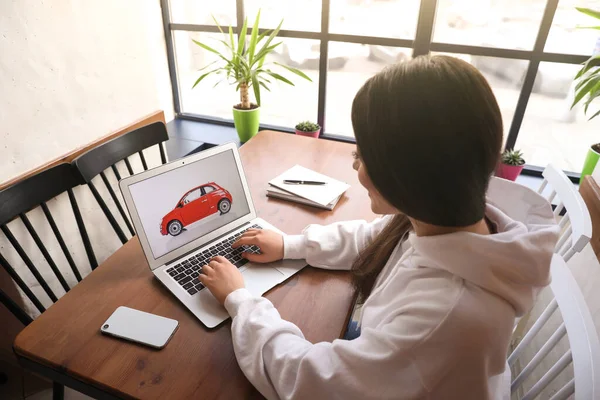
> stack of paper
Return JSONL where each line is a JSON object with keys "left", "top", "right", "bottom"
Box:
{"left": 266, "top": 165, "right": 350, "bottom": 211}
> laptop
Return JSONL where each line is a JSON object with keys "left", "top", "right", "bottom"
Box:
{"left": 119, "top": 143, "right": 306, "bottom": 328}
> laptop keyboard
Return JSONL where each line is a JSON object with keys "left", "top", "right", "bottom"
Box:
{"left": 165, "top": 224, "right": 262, "bottom": 296}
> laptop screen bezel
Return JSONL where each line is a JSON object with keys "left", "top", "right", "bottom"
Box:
{"left": 119, "top": 142, "right": 257, "bottom": 271}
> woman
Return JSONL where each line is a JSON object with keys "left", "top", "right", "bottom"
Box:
{"left": 199, "top": 55, "right": 559, "bottom": 399}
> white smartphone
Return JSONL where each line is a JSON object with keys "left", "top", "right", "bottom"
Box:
{"left": 100, "top": 306, "right": 179, "bottom": 349}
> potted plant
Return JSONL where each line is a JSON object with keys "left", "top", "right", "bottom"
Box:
{"left": 496, "top": 149, "right": 526, "bottom": 181}
{"left": 295, "top": 121, "right": 321, "bottom": 138}
{"left": 572, "top": 7, "right": 600, "bottom": 177}
{"left": 191, "top": 11, "right": 312, "bottom": 142}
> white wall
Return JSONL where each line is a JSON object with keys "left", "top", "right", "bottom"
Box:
{"left": 0, "top": 0, "right": 174, "bottom": 183}
{"left": 0, "top": 0, "right": 174, "bottom": 373}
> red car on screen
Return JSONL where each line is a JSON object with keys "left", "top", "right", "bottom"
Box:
{"left": 160, "top": 182, "right": 232, "bottom": 236}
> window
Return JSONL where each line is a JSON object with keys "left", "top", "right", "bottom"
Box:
{"left": 516, "top": 62, "right": 600, "bottom": 172}
{"left": 163, "top": 0, "right": 594, "bottom": 179}
{"left": 433, "top": 0, "right": 546, "bottom": 50}
{"left": 329, "top": 0, "right": 420, "bottom": 39}
{"left": 203, "top": 185, "right": 216, "bottom": 194}
{"left": 183, "top": 188, "right": 201, "bottom": 204}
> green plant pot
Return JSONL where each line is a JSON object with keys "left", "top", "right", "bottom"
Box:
{"left": 232, "top": 106, "right": 260, "bottom": 142}
{"left": 581, "top": 145, "right": 600, "bottom": 179}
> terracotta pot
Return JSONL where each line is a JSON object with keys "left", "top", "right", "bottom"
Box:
{"left": 295, "top": 128, "right": 321, "bottom": 138}
{"left": 495, "top": 162, "right": 524, "bottom": 181}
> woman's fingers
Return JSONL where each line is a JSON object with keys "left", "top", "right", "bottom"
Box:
{"left": 232, "top": 236, "right": 258, "bottom": 248}
{"left": 241, "top": 252, "right": 268, "bottom": 263}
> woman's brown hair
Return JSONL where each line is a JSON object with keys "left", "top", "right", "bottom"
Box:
{"left": 351, "top": 55, "right": 503, "bottom": 302}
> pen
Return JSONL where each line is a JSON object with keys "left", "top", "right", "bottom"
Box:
{"left": 283, "top": 180, "right": 326, "bottom": 185}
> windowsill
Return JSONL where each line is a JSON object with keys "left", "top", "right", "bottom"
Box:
{"left": 165, "top": 118, "right": 241, "bottom": 160}
{"left": 166, "top": 117, "right": 555, "bottom": 193}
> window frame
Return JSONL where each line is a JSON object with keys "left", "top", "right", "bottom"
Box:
{"left": 161, "top": 0, "right": 586, "bottom": 182}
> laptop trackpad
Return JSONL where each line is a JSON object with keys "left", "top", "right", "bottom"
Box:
{"left": 242, "top": 266, "right": 285, "bottom": 296}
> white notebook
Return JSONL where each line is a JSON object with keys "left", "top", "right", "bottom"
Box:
{"left": 266, "top": 186, "right": 342, "bottom": 211}
{"left": 268, "top": 165, "right": 350, "bottom": 207}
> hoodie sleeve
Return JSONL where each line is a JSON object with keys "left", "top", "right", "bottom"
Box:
{"left": 224, "top": 288, "right": 425, "bottom": 400}
{"left": 282, "top": 215, "right": 392, "bottom": 270}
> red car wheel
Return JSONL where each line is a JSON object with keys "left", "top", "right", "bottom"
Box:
{"left": 167, "top": 220, "right": 183, "bottom": 236}
{"left": 218, "top": 199, "right": 231, "bottom": 214}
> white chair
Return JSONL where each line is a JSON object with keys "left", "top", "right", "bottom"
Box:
{"left": 537, "top": 164, "right": 592, "bottom": 262}
{"left": 508, "top": 255, "right": 600, "bottom": 399}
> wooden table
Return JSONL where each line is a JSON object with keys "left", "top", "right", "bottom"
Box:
{"left": 14, "top": 130, "right": 376, "bottom": 399}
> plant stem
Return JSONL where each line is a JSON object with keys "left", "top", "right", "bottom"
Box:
{"left": 240, "top": 82, "right": 250, "bottom": 109}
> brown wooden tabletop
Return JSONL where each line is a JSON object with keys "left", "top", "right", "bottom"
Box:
{"left": 14, "top": 130, "right": 376, "bottom": 399}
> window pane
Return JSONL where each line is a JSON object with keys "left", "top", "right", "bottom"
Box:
{"left": 245, "top": 0, "right": 321, "bottom": 32}
{"left": 175, "top": 32, "right": 318, "bottom": 126}
{"left": 329, "top": 0, "right": 420, "bottom": 39}
{"left": 434, "top": 0, "right": 546, "bottom": 50}
{"left": 169, "top": 0, "right": 236, "bottom": 26}
{"left": 545, "top": 0, "right": 600, "bottom": 55}
{"left": 325, "top": 43, "right": 412, "bottom": 136}
{"left": 516, "top": 62, "right": 600, "bottom": 172}
{"left": 326, "top": 48, "right": 522, "bottom": 140}
{"left": 259, "top": 38, "right": 320, "bottom": 127}
{"left": 465, "top": 54, "right": 530, "bottom": 142}
{"left": 175, "top": 31, "right": 234, "bottom": 120}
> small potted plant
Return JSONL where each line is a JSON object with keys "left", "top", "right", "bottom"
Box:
{"left": 496, "top": 149, "right": 526, "bottom": 181}
{"left": 295, "top": 121, "right": 321, "bottom": 138}
{"left": 572, "top": 7, "right": 600, "bottom": 177}
{"left": 191, "top": 11, "right": 312, "bottom": 143}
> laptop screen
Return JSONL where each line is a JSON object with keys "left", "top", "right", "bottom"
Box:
{"left": 128, "top": 149, "right": 251, "bottom": 259}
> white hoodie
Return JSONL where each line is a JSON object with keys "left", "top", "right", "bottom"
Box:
{"left": 223, "top": 178, "right": 559, "bottom": 400}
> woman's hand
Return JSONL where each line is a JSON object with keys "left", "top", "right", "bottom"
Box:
{"left": 232, "top": 228, "right": 284, "bottom": 263}
{"left": 199, "top": 256, "right": 245, "bottom": 305}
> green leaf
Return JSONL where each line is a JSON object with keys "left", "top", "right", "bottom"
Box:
{"left": 251, "top": 73, "right": 261, "bottom": 106}
{"left": 577, "top": 7, "right": 600, "bottom": 20}
{"left": 575, "top": 73, "right": 598, "bottom": 91}
{"left": 215, "top": 39, "right": 234, "bottom": 52}
{"left": 237, "top": 17, "right": 248, "bottom": 57}
{"left": 584, "top": 80, "right": 600, "bottom": 111}
{"left": 192, "top": 68, "right": 221, "bottom": 89}
{"left": 575, "top": 55, "right": 600, "bottom": 79}
{"left": 257, "top": 28, "right": 271, "bottom": 44}
{"left": 252, "top": 42, "right": 282, "bottom": 67}
{"left": 572, "top": 76, "right": 600, "bottom": 108}
{"left": 259, "top": 81, "right": 270, "bottom": 92}
{"left": 248, "top": 9, "right": 261, "bottom": 65}
{"left": 588, "top": 108, "right": 600, "bottom": 120}
{"left": 192, "top": 39, "right": 222, "bottom": 56}
{"left": 576, "top": 25, "right": 600, "bottom": 30}
{"left": 197, "top": 60, "right": 219, "bottom": 72}
{"left": 273, "top": 62, "right": 312, "bottom": 82}
{"left": 255, "top": 20, "right": 283, "bottom": 63}
{"left": 264, "top": 70, "right": 295, "bottom": 86}
{"left": 211, "top": 14, "right": 224, "bottom": 34}
{"left": 229, "top": 26, "right": 235, "bottom": 52}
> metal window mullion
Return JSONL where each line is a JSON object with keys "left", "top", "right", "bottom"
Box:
{"left": 236, "top": 0, "right": 245, "bottom": 32}
{"left": 412, "top": 0, "right": 437, "bottom": 57}
{"left": 160, "top": 0, "right": 181, "bottom": 114}
{"left": 317, "top": 0, "right": 331, "bottom": 132}
{"left": 505, "top": 0, "right": 559, "bottom": 150}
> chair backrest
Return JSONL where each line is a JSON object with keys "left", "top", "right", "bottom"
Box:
{"left": 0, "top": 163, "right": 96, "bottom": 323}
{"left": 538, "top": 164, "right": 592, "bottom": 262}
{"left": 508, "top": 255, "right": 600, "bottom": 399}
{"left": 71, "top": 122, "right": 169, "bottom": 245}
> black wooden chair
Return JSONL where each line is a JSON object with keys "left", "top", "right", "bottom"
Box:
{"left": 0, "top": 163, "right": 97, "bottom": 400}
{"left": 71, "top": 122, "right": 169, "bottom": 245}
